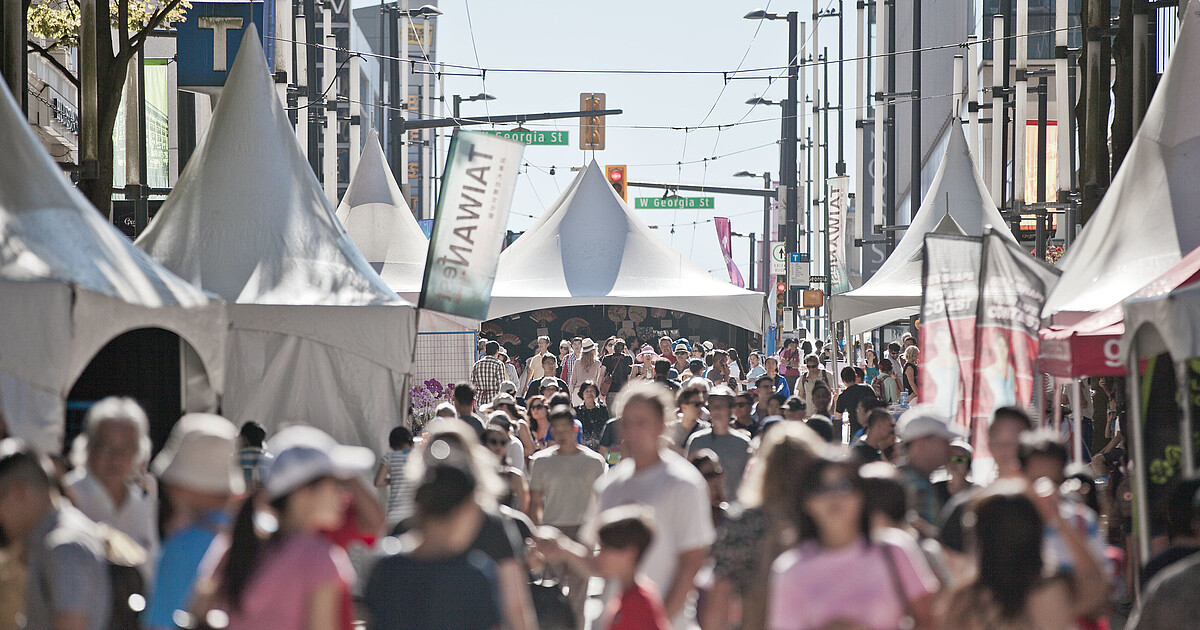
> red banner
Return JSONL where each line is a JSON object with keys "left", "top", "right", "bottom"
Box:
{"left": 920, "top": 234, "right": 982, "bottom": 431}
{"left": 714, "top": 217, "right": 745, "bottom": 287}
{"left": 971, "top": 229, "right": 1061, "bottom": 434}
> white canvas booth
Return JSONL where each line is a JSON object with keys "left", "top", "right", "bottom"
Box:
{"left": 0, "top": 81, "right": 226, "bottom": 453}
{"left": 487, "top": 161, "right": 765, "bottom": 332}
{"left": 1121, "top": 282, "right": 1200, "bottom": 565}
{"left": 829, "top": 123, "right": 1015, "bottom": 335}
{"left": 1043, "top": 2, "right": 1200, "bottom": 324}
{"left": 336, "top": 130, "right": 477, "bottom": 387}
{"left": 137, "top": 29, "right": 415, "bottom": 447}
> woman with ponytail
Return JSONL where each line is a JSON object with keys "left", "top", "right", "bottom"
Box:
{"left": 195, "top": 426, "right": 375, "bottom": 630}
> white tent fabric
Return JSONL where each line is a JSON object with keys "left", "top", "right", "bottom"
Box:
{"left": 486, "top": 161, "right": 765, "bottom": 331}
{"left": 1122, "top": 281, "right": 1200, "bottom": 362}
{"left": 829, "top": 123, "right": 1013, "bottom": 334}
{"left": 136, "top": 27, "right": 414, "bottom": 447}
{"left": 336, "top": 130, "right": 475, "bottom": 333}
{"left": 0, "top": 80, "right": 226, "bottom": 453}
{"left": 1044, "top": 3, "right": 1200, "bottom": 321}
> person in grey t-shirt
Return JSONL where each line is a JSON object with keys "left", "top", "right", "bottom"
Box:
{"left": 0, "top": 440, "right": 111, "bottom": 630}
{"left": 685, "top": 385, "right": 752, "bottom": 499}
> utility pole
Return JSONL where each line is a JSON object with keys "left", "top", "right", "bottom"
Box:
{"left": 1080, "top": 0, "right": 1111, "bottom": 223}
{"left": 1036, "top": 76, "right": 1048, "bottom": 260}
{"left": 911, "top": 0, "right": 922, "bottom": 216}
{"left": 2, "top": 1, "right": 26, "bottom": 114}
{"left": 886, "top": 0, "right": 897, "bottom": 251}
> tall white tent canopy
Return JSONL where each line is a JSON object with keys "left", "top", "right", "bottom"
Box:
{"left": 137, "top": 27, "right": 415, "bottom": 447}
{"left": 486, "top": 161, "right": 765, "bottom": 331}
{"left": 1043, "top": 3, "right": 1200, "bottom": 322}
{"left": 829, "top": 123, "right": 1013, "bottom": 334}
{"left": 336, "top": 131, "right": 474, "bottom": 332}
{"left": 0, "top": 81, "right": 226, "bottom": 453}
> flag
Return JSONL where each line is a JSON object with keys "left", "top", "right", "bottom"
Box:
{"left": 419, "top": 130, "right": 525, "bottom": 319}
{"left": 713, "top": 217, "right": 745, "bottom": 287}
{"left": 971, "top": 228, "right": 1061, "bottom": 431}
{"left": 920, "top": 233, "right": 982, "bottom": 431}
{"left": 829, "top": 176, "right": 851, "bottom": 293}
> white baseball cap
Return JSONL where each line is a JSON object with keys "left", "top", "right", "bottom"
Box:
{"left": 151, "top": 413, "right": 243, "bottom": 495}
{"left": 263, "top": 425, "right": 375, "bottom": 500}
{"left": 897, "top": 405, "right": 964, "bottom": 442}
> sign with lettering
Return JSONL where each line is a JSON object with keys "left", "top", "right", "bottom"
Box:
{"left": 634, "top": 197, "right": 715, "bottom": 210}
{"left": 476, "top": 129, "right": 569, "bottom": 145}
{"left": 419, "top": 131, "right": 525, "bottom": 319}
{"left": 177, "top": 1, "right": 271, "bottom": 88}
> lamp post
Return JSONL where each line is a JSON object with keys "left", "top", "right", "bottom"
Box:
{"left": 383, "top": 3, "right": 442, "bottom": 187}
{"left": 734, "top": 169, "right": 774, "bottom": 294}
{"left": 745, "top": 9, "right": 800, "bottom": 321}
{"left": 453, "top": 92, "right": 497, "bottom": 119}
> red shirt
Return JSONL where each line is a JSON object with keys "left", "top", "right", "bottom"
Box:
{"left": 605, "top": 579, "right": 671, "bottom": 630}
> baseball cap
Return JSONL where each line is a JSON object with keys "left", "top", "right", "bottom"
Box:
{"left": 263, "top": 425, "right": 375, "bottom": 500}
{"left": 491, "top": 392, "right": 518, "bottom": 408}
{"left": 702, "top": 341, "right": 715, "bottom": 352}
{"left": 540, "top": 376, "right": 560, "bottom": 390}
{"left": 896, "top": 405, "right": 963, "bottom": 442}
{"left": 498, "top": 380, "right": 518, "bottom": 395}
{"left": 708, "top": 384, "right": 736, "bottom": 401}
{"left": 151, "top": 413, "right": 243, "bottom": 495}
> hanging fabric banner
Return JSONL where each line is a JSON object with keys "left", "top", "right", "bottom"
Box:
{"left": 828, "top": 176, "right": 851, "bottom": 293}
{"left": 419, "top": 130, "right": 525, "bottom": 319}
{"left": 920, "top": 233, "right": 982, "bottom": 432}
{"left": 714, "top": 217, "right": 745, "bottom": 287}
{"left": 971, "top": 227, "right": 1061, "bottom": 430}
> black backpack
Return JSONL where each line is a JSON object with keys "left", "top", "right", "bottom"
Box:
{"left": 97, "top": 524, "right": 149, "bottom": 630}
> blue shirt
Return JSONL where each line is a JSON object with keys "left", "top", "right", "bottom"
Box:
{"left": 144, "top": 510, "right": 228, "bottom": 629}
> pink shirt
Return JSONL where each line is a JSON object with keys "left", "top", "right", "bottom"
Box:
{"left": 768, "top": 530, "right": 938, "bottom": 630}
{"left": 205, "top": 533, "right": 354, "bottom": 630}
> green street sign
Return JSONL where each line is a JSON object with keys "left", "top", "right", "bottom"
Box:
{"left": 475, "top": 129, "right": 569, "bottom": 145}
{"left": 634, "top": 197, "right": 716, "bottom": 210}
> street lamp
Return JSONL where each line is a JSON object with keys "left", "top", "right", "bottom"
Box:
{"left": 735, "top": 170, "right": 774, "bottom": 294}
{"left": 745, "top": 96, "right": 783, "bottom": 107}
{"left": 745, "top": 9, "right": 799, "bottom": 344}
{"left": 453, "top": 92, "right": 496, "bottom": 119}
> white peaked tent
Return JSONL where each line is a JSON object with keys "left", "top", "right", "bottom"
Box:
{"left": 336, "top": 130, "right": 473, "bottom": 332}
{"left": 486, "top": 161, "right": 764, "bottom": 331}
{"left": 0, "top": 81, "right": 226, "bottom": 453}
{"left": 137, "top": 27, "right": 415, "bottom": 447}
{"left": 1043, "top": 3, "right": 1200, "bottom": 321}
{"left": 829, "top": 123, "right": 1014, "bottom": 334}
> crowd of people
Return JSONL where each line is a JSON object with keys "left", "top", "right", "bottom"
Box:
{"left": 0, "top": 330, "right": 1194, "bottom": 630}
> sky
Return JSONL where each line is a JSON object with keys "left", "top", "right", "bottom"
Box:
{"left": 415, "top": 0, "right": 859, "bottom": 287}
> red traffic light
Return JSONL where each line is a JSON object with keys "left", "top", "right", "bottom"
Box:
{"left": 776, "top": 281, "right": 787, "bottom": 292}
{"left": 609, "top": 169, "right": 623, "bottom": 181}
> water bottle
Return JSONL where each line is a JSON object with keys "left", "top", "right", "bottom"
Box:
{"left": 900, "top": 391, "right": 909, "bottom": 409}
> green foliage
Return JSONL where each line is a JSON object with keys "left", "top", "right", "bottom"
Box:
{"left": 28, "top": 1, "right": 191, "bottom": 49}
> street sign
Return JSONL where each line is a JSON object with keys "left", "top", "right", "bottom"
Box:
{"left": 177, "top": 1, "right": 269, "bottom": 89}
{"left": 809, "top": 275, "right": 828, "bottom": 284}
{"left": 476, "top": 129, "right": 569, "bottom": 145}
{"left": 770, "top": 242, "right": 786, "bottom": 275}
{"left": 580, "top": 93, "right": 606, "bottom": 150}
{"left": 633, "top": 197, "right": 715, "bottom": 210}
{"left": 788, "top": 252, "right": 811, "bottom": 288}
{"left": 802, "top": 289, "right": 825, "bottom": 308}
{"left": 782, "top": 307, "right": 794, "bottom": 329}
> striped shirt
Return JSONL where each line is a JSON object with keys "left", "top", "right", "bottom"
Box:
{"left": 383, "top": 450, "right": 415, "bottom": 525}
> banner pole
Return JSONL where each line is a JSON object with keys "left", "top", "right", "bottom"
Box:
{"left": 400, "top": 307, "right": 424, "bottom": 428}
{"left": 1128, "top": 352, "right": 1151, "bottom": 567}
{"left": 1071, "top": 379, "right": 1084, "bottom": 464}
{"left": 1177, "top": 360, "right": 1195, "bottom": 475}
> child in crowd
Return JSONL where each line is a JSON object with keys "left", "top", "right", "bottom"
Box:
{"left": 375, "top": 427, "right": 416, "bottom": 528}
{"left": 595, "top": 507, "right": 672, "bottom": 630}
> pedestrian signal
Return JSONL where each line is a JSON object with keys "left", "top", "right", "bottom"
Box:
{"left": 606, "top": 165, "right": 627, "bottom": 201}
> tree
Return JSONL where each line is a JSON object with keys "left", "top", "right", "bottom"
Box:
{"left": 27, "top": 0, "right": 190, "bottom": 218}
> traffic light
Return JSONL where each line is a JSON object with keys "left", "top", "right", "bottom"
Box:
{"left": 606, "top": 164, "right": 627, "bottom": 201}
{"left": 775, "top": 280, "right": 787, "bottom": 312}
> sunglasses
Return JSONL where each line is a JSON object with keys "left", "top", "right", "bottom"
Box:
{"left": 530, "top": 404, "right": 545, "bottom": 410}
{"left": 949, "top": 455, "right": 970, "bottom": 465}
{"left": 806, "top": 363, "right": 819, "bottom": 368}
{"left": 486, "top": 439, "right": 508, "bottom": 447}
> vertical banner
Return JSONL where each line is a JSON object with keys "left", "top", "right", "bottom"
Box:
{"left": 419, "top": 130, "right": 525, "bottom": 319}
{"left": 971, "top": 227, "right": 1061, "bottom": 431}
{"left": 920, "top": 234, "right": 982, "bottom": 431}
{"left": 713, "top": 217, "right": 746, "bottom": 287}
{"left": 144, "top": 59, "right": 170, "bottom": 188}
{"left": 828, "top": 176, "right": 851, "bottom": 293}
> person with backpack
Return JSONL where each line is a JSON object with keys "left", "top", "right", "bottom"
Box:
{"left": 873, "top": 358, "right": 902, "bottom": 405}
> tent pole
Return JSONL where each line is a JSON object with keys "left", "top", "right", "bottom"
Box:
{"left": 1177, "top": 360, "right": 1195, "bottom": 475}
{"left": 1071, "top": 379, "right": 1083, "bottom": 464}
{"left": 399, "top": 308, "right": 424, "bottom": 428}
{"left": 1052, "top": 376, "right": 1062, "bottom": 433}
{"left": 1128, "top": 352, "right": 1151, "bottom": 565}
{"left": 1036, "top": 370, "right": 1047, "bottom": 427}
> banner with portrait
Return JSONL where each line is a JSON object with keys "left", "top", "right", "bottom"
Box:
{"left": 920, "top": 234, "right": 981, "bottom": 431}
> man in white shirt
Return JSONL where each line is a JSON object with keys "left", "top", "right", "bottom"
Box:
{"left": 569, "top": 381, "right": 715, "bottom": 629}
{"left": 523, "top": 335, "right": 553, "bottom": 394}
{"left": 63, "top": 396, "right": 159, "bottom": 579}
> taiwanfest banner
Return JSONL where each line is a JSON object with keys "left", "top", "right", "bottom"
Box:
{"left": 919, "top": 234, "right": 981, "bottom": 432}
{"left": 971, "top": 228, "right": 1061, "bottom": 431}
{"left": 713, "top": 217, "right": 745, "bottom": 287}
{"left": 419, "top": 131, "right": 525, "bottom": 319}
{"left": 828, "top": 176, "right": 851, "bottom": 293}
